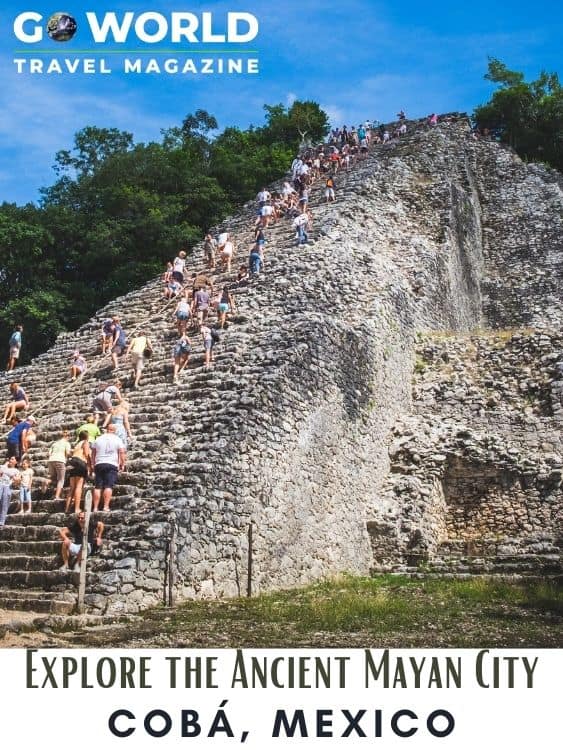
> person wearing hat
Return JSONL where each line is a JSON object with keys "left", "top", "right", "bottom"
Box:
{"left": 70, "top": 349, "right": 87, "bottom": 381}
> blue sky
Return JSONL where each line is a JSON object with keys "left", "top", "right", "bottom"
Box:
{"left": 0, "top": 0, "right": 561, "bottom": 205}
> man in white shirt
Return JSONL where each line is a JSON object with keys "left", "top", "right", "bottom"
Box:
{"left": 256, "top": 188, "right": 271, "bottom": 207}
{"left": 172, "top": 250, "right": 187, "bottom": 283}
{"left": 91, "top": 424, "right": 126, "bottom": 512}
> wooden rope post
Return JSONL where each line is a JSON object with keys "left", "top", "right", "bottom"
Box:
{"left": 246, "top": 522, "right": 253, "bottom": 598}
{"left": 76, "top": 488, "right": 92, "bottom": 614}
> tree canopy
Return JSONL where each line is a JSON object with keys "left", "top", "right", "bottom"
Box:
{"left": 474, "top": 58, "right": 563, "bottom": 171}
{"left": 0, "top": 101, "right": 330, "bottom": 363}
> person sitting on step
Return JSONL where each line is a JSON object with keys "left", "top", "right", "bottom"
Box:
{"left": 2, "top": 382, "right": 29, "bottom": 423}
{"left": 69, "top": 349, "right": 87, "bottom": 381}
{"left": 59, "top": 511, "right": 104, "bottom": 572}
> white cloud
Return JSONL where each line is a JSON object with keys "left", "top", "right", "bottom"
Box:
{"left": 0, "top": 63, "right": 172, "bottom": 202}
{"left": 320, "top": 103, "right": 346, "bottom": 127}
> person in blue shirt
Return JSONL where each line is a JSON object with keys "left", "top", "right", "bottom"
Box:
{"left": 110, "top": 317, "right": 127, "bottom": 370}
{"left": 6, "top": 415, "right": 36, "bottom": 462}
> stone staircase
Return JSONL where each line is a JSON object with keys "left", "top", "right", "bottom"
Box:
{"left": 1, "top": 119, "right": 448, "bottom": 614}
{"left": 372, "top": 537, "right": 562, "bottom": 578}
{"left": 2, "top": 115, "right": 560, "bottom": 616}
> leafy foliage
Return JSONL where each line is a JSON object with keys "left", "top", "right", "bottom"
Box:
{"left": 474, "top": 58, "right": 563, "bottom": 171}
{"left": 1, "top": 101, "right": 329, "bottom": 362}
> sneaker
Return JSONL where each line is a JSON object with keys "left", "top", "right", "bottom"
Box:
{"left": 59, "top": 564, "right": 69, "bottom": 572}
{"left": 72, "top": 563, "right": 81, "bottom": 573}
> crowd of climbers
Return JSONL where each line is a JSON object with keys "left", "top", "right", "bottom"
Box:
{"left": 0, "top": 112, "right": 448, "bottom": 572}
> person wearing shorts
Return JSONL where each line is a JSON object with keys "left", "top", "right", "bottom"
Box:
{"left": 101, "top": 318, "right": 113, "bottom": 354}
{"left": 126, "top": 331, "right": 152, "bottom": 388}
{"left": 110, "top": 317, "right": 127, "bottom": 369}
{"left": 164, "top": 278, "right": 182, "bottom": 299}
{"left": 67, "top": 430, "right": 91, "bottom": 514}
{"left": 59, "top": 511, "right": 104, "bottom": 572}
{"left": 92, "top": 382, "right": 122, "bottom": 424}
{"left": 193, "top": 286, "right": 211, "bottom": 326}
{"left": 91, "top": 424, "right": 125, "bottom": 512}
{"left": 217, "top": 286, "right": 236, "bottom": 329}
{"left": 203, "top": 234, "right": 217, "bottom": 269}
{"left": 220, "top": 240, "right": 234, "bottom": 273}
{"left": 174, "top": 294, "right": 191, "bottom": 334}
{"left": 259, "top": 202, "right": 274, "bottom": 228}
{"left": 172, "top": 335, "right": 191, "bottom": 383}
{"left": 6, "top": 325, "right": 23, "bottom": 372}
{"left": 200, "top": 325, "right": 215, "bottom": 368}
{"left": 172, "top": 250, "right": 187, "bottom": 283}
{"left": 70, "top": 349, "right": 87, "bottom": 381}
{"left": 3, "top": 382, "right": 29, "bottom": 423}
{"left": 18, "top": 457, "right": 33, "bottom": 514}
{"left": 46, "top": 430, "right": 72, "bottom": 501}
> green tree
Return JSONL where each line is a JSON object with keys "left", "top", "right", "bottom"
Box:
{"left": 54, "top": 126, "right": 134, "bottom": 176}
{"left": 4, "top": 100, "right": 331, "bottom": 361}
{"left": 262, "top": 100, "right": 329, "bottom": 148}
{"left": 474, "top": 58, "right": 563, "bottom": 171}
{"left": 0, "top": 203, "right": 68, "bottom": 360}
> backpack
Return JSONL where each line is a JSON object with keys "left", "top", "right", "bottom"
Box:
{"left": 210, "top": 329, "right": 221, "bottom": 344}
{"left": 9, "top": 333, "right": 19, "bottom": 347}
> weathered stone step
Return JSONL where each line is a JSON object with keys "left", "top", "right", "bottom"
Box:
{"left": 3, "top": 496, "right": 137, "bottom": 523}
{"left": 372, "top": 554, "right": 562, "bottom": 576}
{"left": 4, "top": 510, "right": 129, "bottom": 527}
{"left": 0, "top": 554, "right": 59, "bottom": 571}
{"left": 371, "top": 570, "right": 563, "bottom": 582}
{"left": 0, "top": 524, "right": 59, "bottom": 541}
{"left": 437, "top": 539, "right": 561, "bottom": 557}
{"left": 0, "top": 540, "right": 59, "bottom": 554}
{"left": 0, "top": 570, "right": 79, "bottom": 589}
{"left": 0, "top": 589, "right": 76, "bottom": 614}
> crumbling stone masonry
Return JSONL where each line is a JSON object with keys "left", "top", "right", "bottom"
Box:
{"left": 0, "top": 119, "right": 560, "bottom": 615}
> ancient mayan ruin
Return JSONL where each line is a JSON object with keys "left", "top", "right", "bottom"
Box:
{"left": 0, "top": 117, "right": 561, "bottom": 616}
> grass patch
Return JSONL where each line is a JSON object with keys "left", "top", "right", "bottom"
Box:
{"left": 29, "top": 575, "right": 563, "bottom": 649}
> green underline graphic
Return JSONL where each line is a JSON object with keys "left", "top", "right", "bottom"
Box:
{"left": 14, "top": 49, "right": 259, "bottom": 54}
